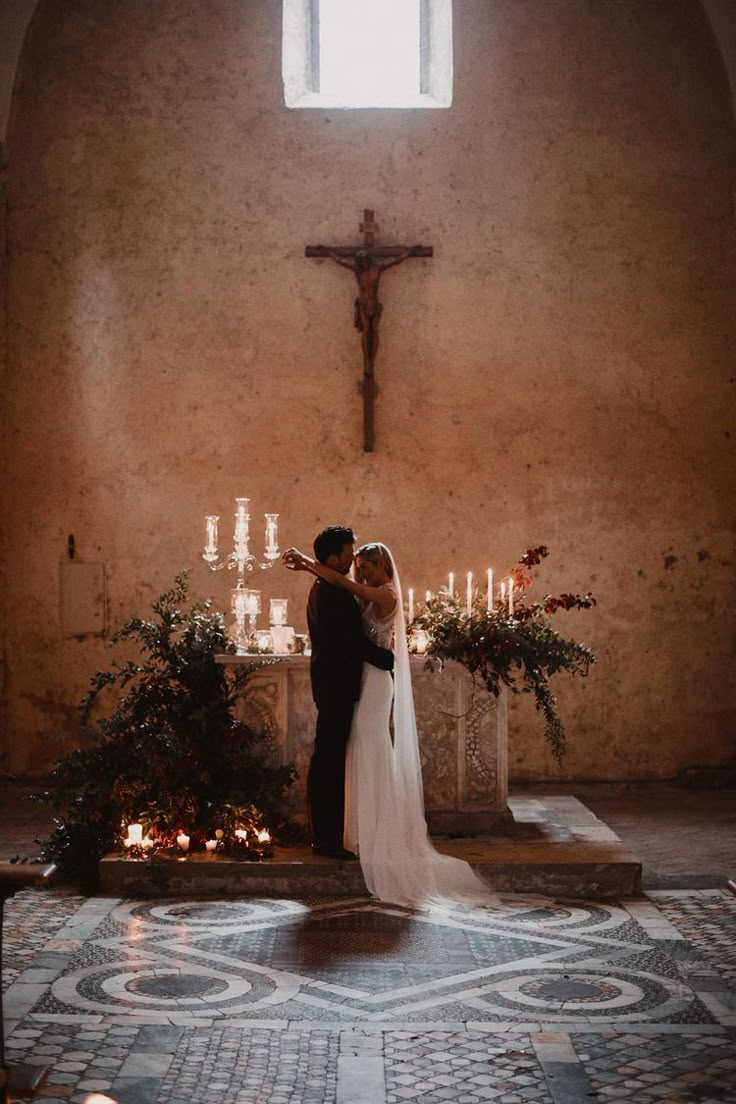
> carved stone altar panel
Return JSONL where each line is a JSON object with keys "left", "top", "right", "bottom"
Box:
{"left": 218, "top": 655, "right": 509, "bottom": 832}
{"left": 284, "top": 663, "right": 314, "bottom": 810}
{"left": 411, "top": 664, "right": 459, "bottom": 810}
{"left": 458, "top": 670, "right": 508, "bottom": 810}
{"left": 232, "top": 665, "right": 286, "bottom": 769}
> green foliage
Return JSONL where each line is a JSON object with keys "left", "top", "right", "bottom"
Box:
{"left": 36, "top": 573, "right": 296, "bottom": 888}
{"left": 412, "top": 549, "right": 596, "bottom": 764}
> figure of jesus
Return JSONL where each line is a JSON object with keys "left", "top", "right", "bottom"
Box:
{"left": 306, "top": 210, "right": 432, "bottom": 450}
{"left": 323, "top": 247, "right": 411, "bottom": 369}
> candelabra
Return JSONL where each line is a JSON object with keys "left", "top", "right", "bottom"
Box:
{"left": 202, "top": 497, "right": 280, "bottom": 654}
{"left": 203, "top": 497, "right": 279, "bottom": 580}
{"left": 231, "top": 588, "right": 262, "bottom": 654}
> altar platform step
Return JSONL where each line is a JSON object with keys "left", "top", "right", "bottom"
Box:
{"left": 99, "top": 795, "right": 642, "bottom": 900}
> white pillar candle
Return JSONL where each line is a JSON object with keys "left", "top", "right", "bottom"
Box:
{"left": 244, "top": 590, "right": 261, "bottom": 617}
{"left": 127, "top": 823, "right": 143, "bottom": 845}
{"left": 204, "top": 516, "right": 219, "bottom": 562}
{"left": 176, "top": 833, "right": 190, "bottom": 853}
{"left": 408, "top": 588, "right": 414, "bottom": 622}
{"left": 205, "top": 839, "right": 218, "bottom": 853}
{"left": 234, "top": 498, "right": 250, "bottom": 545}
{"left": 425, "top": 590, "right": 432, "bottom": 605}
{"left": 264, "top": 513, "right": 279, "bottom": 557}
{"left": 500, "top": 581, "right": 506, "bottom": 606}
{"left": 257, "top": 829, "right": 271, "bottom": 844}
{"left": 270, "top": 598, "right": 288, "bottom": 626}
{"left": 466, "top": 572, "right": 473, "bottom": 616}
{"left": 448, "top": 572, "right": 454, "bottom": 596}
{"left": 234, "top": 828, "right": 248, "bottom": 841}
{"left": 508, "top": 577, "right": 514, "bottom": 616}
{"left": 487, "top": 567, "right": 493, "bottom": 611}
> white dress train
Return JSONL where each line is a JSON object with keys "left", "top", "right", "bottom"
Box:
{"left": 344, "top": 573, "right": 499, "bottom": 910}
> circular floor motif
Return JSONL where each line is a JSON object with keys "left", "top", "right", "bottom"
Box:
{"left": 127, "top": 973, "right": 229, "bottom": 999}
{"left": 111, "top": 899, "right": 307, "bottom": 931}
{"left": 476, "top": 966, "right": 693, "bottom": 1021}
{"left": 100, "top": 966, "right": 252, "bottom": 1007}
{"left": 51, "top": 956, "right": 295, "bottom": 1017}
{"left": 519, "top": 976, "right": 620, "bottom": 1003}
{"left": 498, "top": 903, "right": 629, "bottom": 933}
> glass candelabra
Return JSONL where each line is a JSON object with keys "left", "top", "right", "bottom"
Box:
{"left": 203, "top": 498, "right": 279, "bottom": 582}
{"left": 202, "top": 497, "right": 280, "bottom": 654}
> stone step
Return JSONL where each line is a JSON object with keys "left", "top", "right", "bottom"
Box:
{"left": 99, "top": 795, "right": 642, "bottom": 900}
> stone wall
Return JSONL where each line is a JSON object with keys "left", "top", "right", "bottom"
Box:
{"left": 1, "top": 0, "right": 734, "bottom": 780}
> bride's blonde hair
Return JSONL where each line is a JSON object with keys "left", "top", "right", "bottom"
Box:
{"left": 355, "top": 542, "right": 394, "bottom": 579}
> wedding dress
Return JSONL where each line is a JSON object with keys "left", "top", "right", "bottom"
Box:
{"left": 344, "top": 549, "right": 498, "bottom": 909}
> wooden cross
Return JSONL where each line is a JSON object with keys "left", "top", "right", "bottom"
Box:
{"left": 306, "top": 208, "right": 433, "bottom": 452}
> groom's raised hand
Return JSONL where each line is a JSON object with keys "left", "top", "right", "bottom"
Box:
{"left": 282, "top": 547, "right": 310, "bottom": 571}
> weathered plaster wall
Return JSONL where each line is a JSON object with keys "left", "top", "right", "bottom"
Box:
{"left": 0, "top": 138, "right": 6, "bottom": 734}
{"left": 1, "top": 0, "right": 734, "bottom": 780}
{"left": 0, "top": 0, "right": 37, "bottom": 143}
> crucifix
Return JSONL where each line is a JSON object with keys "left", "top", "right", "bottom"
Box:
{"left": 306, "top": 209, "right": 433, "bottom": 452}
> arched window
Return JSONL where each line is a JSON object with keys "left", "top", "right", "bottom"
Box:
{"left": 283, "top": 0, "right": 453, "bottom": 109}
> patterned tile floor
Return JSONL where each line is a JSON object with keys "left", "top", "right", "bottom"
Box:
{"left": 3, "top": 888, "right": 735, "bottom": 1103}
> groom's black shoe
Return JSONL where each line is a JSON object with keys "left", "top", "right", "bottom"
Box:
{"left": 312, "top": 846, "right": 357, "bottom": 861}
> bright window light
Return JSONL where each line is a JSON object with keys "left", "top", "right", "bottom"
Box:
{"left": 318, "top": 0, "right": 420, "bottom": 100}
{"left": 282, "top": 0, "right": 453, "bottom": 109}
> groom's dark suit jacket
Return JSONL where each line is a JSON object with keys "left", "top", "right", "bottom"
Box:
{"left": 307, "top": 578, "right": 393, "bottom": 707}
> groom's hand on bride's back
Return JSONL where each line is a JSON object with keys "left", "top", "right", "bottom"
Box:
{"left": 364, "top": 640, "right": 394, "bottom": 672}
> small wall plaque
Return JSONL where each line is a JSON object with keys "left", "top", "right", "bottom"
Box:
{"left": 59, "top": 561, "right": 106, "bottom": 636}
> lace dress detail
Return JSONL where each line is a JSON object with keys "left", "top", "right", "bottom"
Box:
{"left": 361, "top": 584, "right": 396, "bottom": 648}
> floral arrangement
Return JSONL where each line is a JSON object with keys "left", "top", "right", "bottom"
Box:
{"left": 410, "top": 547, "right": 596, "bottom": 763}
{"left": 36, "top": 574, "right": 297, "bottom": 887}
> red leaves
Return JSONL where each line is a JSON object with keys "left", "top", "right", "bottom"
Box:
{"left": 542, "top": 593, "right": 597, "bottom": 614}
{"left": 519, "top": 545, "right": 550, "bottom": 567}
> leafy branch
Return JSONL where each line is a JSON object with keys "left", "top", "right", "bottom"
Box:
{"left": 36, "top": 572, "right": 296, "bottom": 887}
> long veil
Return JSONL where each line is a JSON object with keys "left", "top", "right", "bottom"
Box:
{"left": 362, "top": 544, "right": 498, "bottom": 909}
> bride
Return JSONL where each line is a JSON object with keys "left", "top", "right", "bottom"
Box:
{"left": 284, "top": 540, "right": 495, "bottom": 909}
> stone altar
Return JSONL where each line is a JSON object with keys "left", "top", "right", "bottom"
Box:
{"left": 216, "top": 656, "right": 510, "bottom": 833}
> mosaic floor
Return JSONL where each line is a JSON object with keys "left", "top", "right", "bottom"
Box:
{"left": 3, "top": 888, "right": 735, "bottom": 1103}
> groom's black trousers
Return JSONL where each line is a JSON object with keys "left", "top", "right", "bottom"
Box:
{"left": 307, "top": 698, "right": 355, "bottom": 852}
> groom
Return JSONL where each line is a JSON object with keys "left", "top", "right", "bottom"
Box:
{"left": 305, "top": 525, "right": 394, "bottom": 859}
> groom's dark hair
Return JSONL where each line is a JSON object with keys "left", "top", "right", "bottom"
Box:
{"left": 314, "top": 525, "right": 355, "bottom": 564}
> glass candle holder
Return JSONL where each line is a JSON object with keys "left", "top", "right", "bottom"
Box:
{"left": 264, "top": 513, "right": 280, "bottom": 560}
{"left": 243, "top": 589, "right": 261, "bottom": 628}
{"left": 231, "top": 587, "right": 249, "bottom": 654}
{"left": 270, "top": 598, "right": 288, "bottom": 626}
{"left": 203, "top": 515, "right": 219, "bottom": 563}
